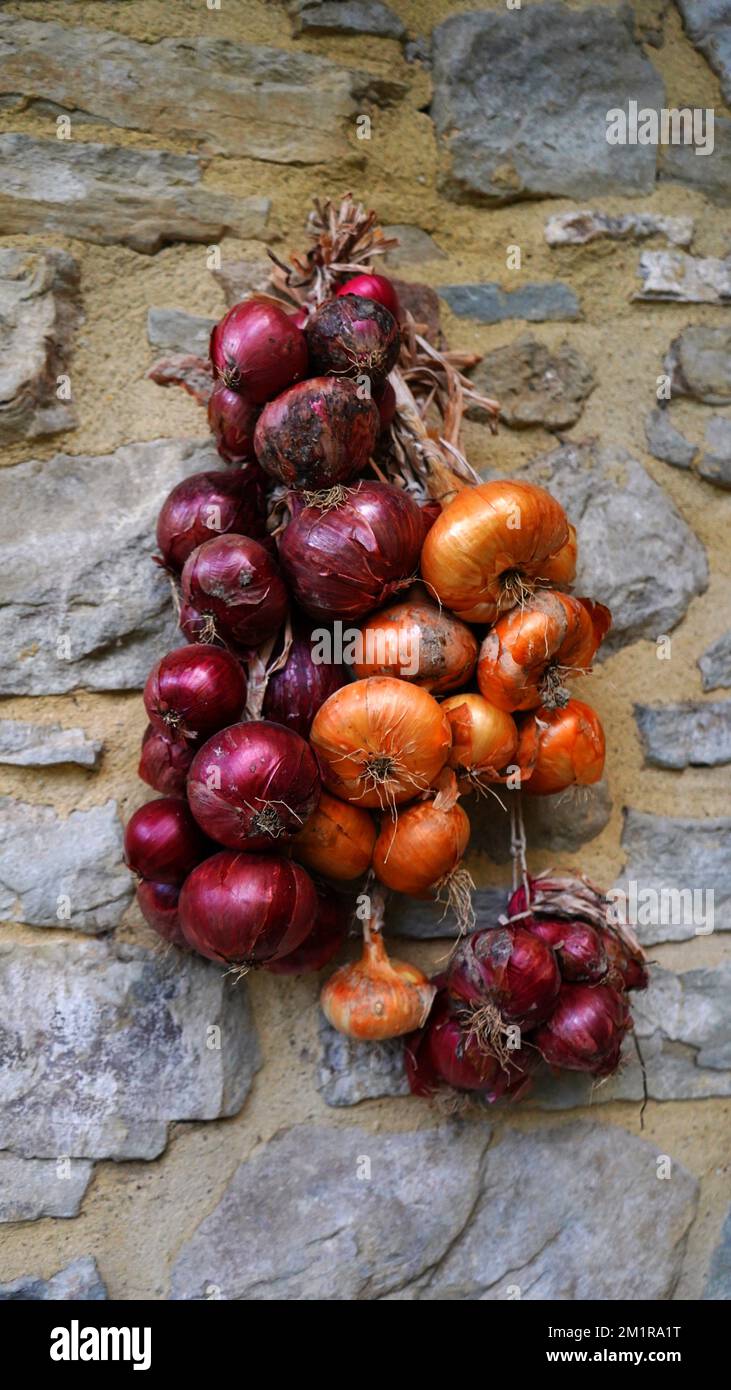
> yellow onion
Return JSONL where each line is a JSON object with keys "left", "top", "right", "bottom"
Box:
{"left": 290, "top": 790, "right": 376, "bottom": 881}
{"left": 352, "top": 586, "right": 478, "bottom": 694}
{"left": 441, "top": 693, "right": 519, "bottom": 789}
{"left": 517, "top": 699, "right": 606, "bottom": 795}
{"left": 320, "top": 889, "right": 435, "bottom": 1040}
{"left": 477, "top": 590, "right": 611, "bottom": 712}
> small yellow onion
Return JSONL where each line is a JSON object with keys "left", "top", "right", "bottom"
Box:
{"left": 441, "top": 692, "right": 519, "bottom": 789}
{"left": 352, "top": 585, "right": 478, "bottom": 694}
{"left": 290, "top": 790, "right": 376, "bottom": 881}
{"left": 320, "top": 890, "right": 435, "bottom": 1041}
{"left": 516, "top": 699, "right": 606, "bottom": 796}
{"left": 372, "top": 771, "right": 475, "bottom": 934}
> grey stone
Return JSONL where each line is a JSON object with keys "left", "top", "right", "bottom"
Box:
{"left": 665, "top": 325, "right": 731, "bottom": 404}
{"left": 471, "top": 781, "right": 612, "bottom": 863}
{"left": 439, "top": 282, "right": 580, "bottom": 324}
{"left": 212, "top": 258, "right": 273, "bottom": 307}
{"left": 387, "top": 885, "right": 508, "bottom": 940}
{"left": 0, "top": 438, "right": 221, "bottom": 694}
{"left": 382, "top": 225, "right": 446, "bottom": 267}
{"left": 0, "top": 721, "right": 102, "bottom": 769}
{"left": 662, "top": 113, "right": 731, "bottom": 204}
{"left": 523, "top": 442, "right": 708, "bottom": 652}
{"left": 644, "top": 406, "right": 697, "bottom": 468}
{"left": 635, "top": 700, "right": 731, "bottom": 766}
{"left": 431, "top": 5, "right": 665, "bottom": 204}
{"left": 0, "top": 939, "right": 260, "bottom": 1161}
{"left": 635, "top": 249, "right": 731, "bottom": 303}
{"left": 0, "top": 247, "right": 81, "bottom": 443}
{"left": 705, "top": 1206, "right": 731, "bottom": 1299}
{"left": 698, "top": 414, "right": 731, "bottom": 488}
{"left": 0, "top": 798, "right": 131, "bottom": 933}
{"left": 0, "top": 1152, "right": 93, "bottom": 1223}
{"left": 147, "top": 308, "right": 215, "bottom": 358}
{"left": 676, "top": 0, "right": 731, "bottom": 102}
{"left": 613, "top": 809, "right": 729, "bottom": 944}
{"left": 468, "top": 335, "right": 595, "bottom": 429}
{"left": 0, "top": 135, "right": 269, "bottom": 254}
{"left": 170, "top": 1119, "right": 697, "bottom": 1300}
{"left": 545, "top": 208, "right": 694, "bottom": 248}
{"left": 699, "top": 629, "right": 731, "bottom": 690}
{"left": 0, "top": 20, "right": 404, "bottom": 164}
{"left": 290, "top": 1, "right": 405, "bottom": 38}
{"left": 0, "top": 1257, "right": 107, "bottom": 1301}
{"left": 318, "top": 1015, "right": 409, "bottom": 1107}
{"left": 146, "top": 355, "right": 213, "bottom": 406}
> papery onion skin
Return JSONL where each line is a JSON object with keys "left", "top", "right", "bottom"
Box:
{"left": 601, "top": 926, "right": 650, "bottom": 992}
{"left": 155, "top": 465, "right": 268, "bottom": 572}
{"left": 310, "top": 676, "right": 452, "bottom": 809}
{"left": 353, "top": 588, "right": 478, "bottom": 694}
{"left": 265, "top": 883, "right": 350, "bottom": 975}
{"left": 517, "top": 698, "right": 606, "bottom": 796}
{"left": 254, "top": 376, "right": 379, "bottom": 490}
{"left": 179, "top": 851, "right": 317, "bottom": 965}
{"left": 290, "top": 789, "right": 376, "bottom": 881}
{"left": 448, "top": 925, "right": 561, "bottom": 1027}
{"left": 138, "top": 723, "right": 197, "bottom": 795}
{"left": 420, "top": 479, "right": 573, "bottom": 624}
{"left": 209, "top": 299, "right": 308, "bottom": 402}
{"left": 262, "top": 624, "right": 347, "bottom": 738}
{"left": 441, "top": 693, "right": 519, "bottom": 786}
{"left": 207, "top": 384, "right": 260, "bottom": 464}
{"left": 124, "top": 797, "right": 212, "bottom": 885}
{"left": 143, "top": 643, "right": 247, "bottom": 740}
{"left": 187, "top": 720, "right": 321, "bottom": 851}
{"left": 321, "top": 929, "right": 435, "bottom": 1041}
{"left": 306, "top": 294, "right": 400, "bottom": 390}
{"left": 136, "top": 879, "right": 188, "bottom": 948}
{"left": 522, "top": 916, "right": 608, "bottom": 983}
{"left": 336, "top": 273, "right": 401, "bottom": 320}
{"left": 181, "top": 534, "right": 288, "bottom": 649}
{"left": 533, "top": 982, "right": 630, "bottom": 1075}
{"left": 372, "top": 800, "right": 470, "bottom": 896}
{"left": 405, "top": 991, "right": 537, "bottom": 1101}
{"left": 477, "top": 591, "right": 611, "bottom": 713}
{"left": 279, "top": 481, "right": 424, "bottom": 622}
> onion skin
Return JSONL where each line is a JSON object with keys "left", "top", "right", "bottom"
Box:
{"left": 156, "top": 466, "right": 267, "bottom": 572}
{"left": 265, "top": 883, "right": 349, "bottom": 975}
{"left": 179, "top": 851, "right": 317, "bottom": 965}
{"left": 279, "top": 481, "right": 424, "bottom": 622}
{"left": 136, "top": 879, "right": 187, "bottom": 948}
{"left": 441, "top": 693, "right": 519, "bottom": 787}
{"left": 254, "top": 376, "right": 379, "bottom": 490}
{"left": 124, "top": 797, "right": 212, "bottom": 885}
{"left": 336, "top": 273, "right": 401, "bottom": 320}
{"left": 306, "top": 294, "right": 400, "bottom": 390}
{"left": 353, "top": 588, "right": 478, "bottom": 694}
{"left": 207, "top": 384, "right": 260, "bottom": 464}
{"left": 420, "top": 479, "right": 573, "bottom": 624}
{"left": 321, "top": 928, "right": 435, "bottom": 1041}
{"left": 187, "top": 720, "right": 321, "bottom": 851}
{"left": 522, "top": 916, "right": 608, "bottom": 983}
{"left": 143, "top": 643, "right": 247, "bottom": 740}
{"left": 601, "top": 926, "right": 649, "bottom": 992}
{"left": 138, "top": 723, "right": 197, "bottom": 795}
{"left": 448, "top": 925, "right": 561, "bottom": 1027}
{"left": 372, "top": 799, "right": 470, "bottom": 897}
{"left": 516, "top": 698, "right": 606, "bottom": 795}
{"left": 310, "top": 676, "right": 452, "bottom": 809}
{"left": 181, "top": 534, "right": 288, "bottom": 649}
{"left": 209, "top": 299, "right": 308, "bottom": 403}
{"left": 477, "top": 591, "right": 611, "bottom": 713}
{"left": 290, "top": 789, "right": 376, "bottom": 881}
{"left": 262, "top": 626, "right": 347, "bottom": 738}
{"left": 533, "top": 982, "right": 630, "bottom": 1075}
{"left": 405, "top": 992, "right": 536, "bottom": 1100}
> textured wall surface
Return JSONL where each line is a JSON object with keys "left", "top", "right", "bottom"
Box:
{"left": 0, "top": 0, "right": 729, "bottom": 1300}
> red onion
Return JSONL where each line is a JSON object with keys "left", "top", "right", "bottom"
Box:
{"left": 181, "top": 535, "right": 288, "bottom": 650}
{"left": 420, "top": 499, "right": 442, "bottom": 536}
{"left": 138, "top": 724, "right": 197, "bottom": 795}
{"left": 207, "top": 384, "right": 260, "bottom": 464}
{"left": 124, "top": 797, "right": 212, "bottom": 884}
{"left": 262, "top": 623, "right": 347, "bottom": 738}
{"left": 155, "top": 465, "right": 267, "bottom": 572}
{"left": 405, "top": 992, "right": 536, "bottom": 1101}
{"left": 376, "top": 379, "right": 397, "bottom": 432}
{"left": 187, "top": 720, "right": 321, "bottom": 850}
{"left": 289, "top": 306, "right": 308, "bottom": 330}
{"left": 179, "top": 851, "right": 317, "bottom": 965}
{"left": 523, "top": 917, "right": 608, "bottom": 983}
{"left": 448, "top": 925, "right": 561, "bottom": 1028}
{"left": 601, "top": 927, "right": 649, "bottom": 992}
{"left": 209, "top": 299, "right": 308, "bottom": 402}
{"left": 307, "top": 295, "right": 400, "bottom": 389}
{"left": 253, "top": 376, "right": 379, "bottom": 490}
{"left": 336, "top": 273, "right": 401, "bottom": 320}
{"left": 144, "top": 643, "right": 247, "bottom": 740}
{"left": 136, "top": 880, "right": 188, "bottom": 948}
{"left": 265, "top": 883, "right": 349, "bottom": 975}
{"left": 279, "top": 481, "right": 424, "bottom": 621}
{"left": 507, "top": 876, "right": 649, "bottom": 992}
{"left": 534, "top": 983, "right": 630, "bottom": 1076}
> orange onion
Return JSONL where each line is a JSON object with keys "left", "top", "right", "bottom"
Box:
{"left": 309, "top": 676, "right": 452, "bottom": 811}
{"left": 372, "top": 780, "right": 470, "bottom": 898}
{"left": 477, "top": 590, "right": 611, "bottom": 712}
{"left": 441, "top": 692, "right": 519, "bottom": 789}
{"left": 420, "top": 479, "right": 574, "bottom": 623}
{"left": 517, "top": 698, "right": 606, "bottom": 795}
{"left": 320, "top": 889, "right": 435, "bottom": 1040}
{"left": 352, "top": 586, "right": 478, "bottom": 694}
{"left": 290, "top": 790, "right": 377, "bottom": 881}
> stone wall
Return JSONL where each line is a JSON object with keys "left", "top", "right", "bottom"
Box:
{"left": 0, "top": 0, "right": 729, "bottom": 1300}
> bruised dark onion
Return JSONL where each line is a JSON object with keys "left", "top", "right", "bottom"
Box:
{"left": 143, "top": 643, "right": 247, "bottom": 740}
{"left": 209, "top": 299, "right": 308, "bottom": 402}
{"left": 181, "top": 534, "right": 288, "bottom": 649}
{"left": 448, "top": 925, "right": 561, "bottom": 1028}
{"left": 136, "top": 879, "right": 188, "bottom": 948}
{"left": 533, "top": 983, "right": 630, "bottom": 1075}
{"left": 306, "top": 294, "right": 400, "bottom": 389}
{"left": 336, "top": 272, "right": 401, "bottom": 320}
{"left": 155, "top": 465, "right": 267, "bottom": 572}
{"left": 207, "top": 384, "right": 260, "bottom": 463}
{"left": 405, "top": 991, "right": 536, "bottom": 1101}
{"left": 253, "top": 376, "right": 378, "bottom": 490}
{"left": 124, "top": 797, "right": 212, "bottom": 884}
{"left": 264, "top": 883, "right": 350, "bottom": 975}
{"left": 138, "top": 723, "right": 197, "bottom": 795}
{"left": 262, "top": 624, "right": 347, "bottom": 738}
{"left": 179, "top": 851, "right": 317, "bottom": 965}
{"left": 187, "top": 720, "right": 321, "bottom": 850}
